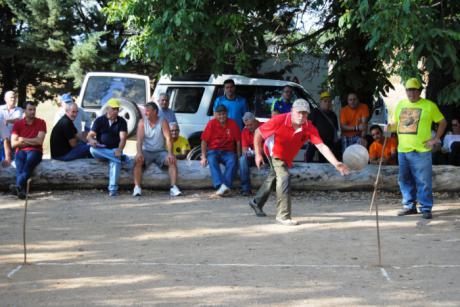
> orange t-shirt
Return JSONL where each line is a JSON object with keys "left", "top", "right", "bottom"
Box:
{"left": 369, "top": 137, "right": 398, "bottom": 165}
{"left": 340, "top": 103, "right": 369, "bottom": 137}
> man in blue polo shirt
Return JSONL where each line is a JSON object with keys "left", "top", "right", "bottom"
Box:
{"left": 87, "top": 98, "right": 128, "bottom": 196}
{"left": 213, "top": 79, "right": 248, "bottom": 129}
{"left": 271, "top": 85, "right": 293, "bottom": 116}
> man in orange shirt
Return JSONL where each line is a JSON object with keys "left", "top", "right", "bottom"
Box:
{"left": 340, "top": 92, "right": 369, "bottom": 153}
{"left": 369, "top": 125, "right": 397, "bottom": 165}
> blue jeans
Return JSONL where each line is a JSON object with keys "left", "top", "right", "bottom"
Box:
{"left": 90, "top": 147, "right": 123, "bottom": 193}
{"left": 54, "top": 143, "right": 90, "bottom": 161}
{"left": 207, "top": 150, "right": 237, "bottom": 189}
{"left": 341, "top": 136, "right": 361, "bottom": 154}
{"left": 15, "top": 150, "right": 43, "bottom": 190}
{"left": 239, "top": 155, "right": 255, "bottom": 192}
{"left": 398, "top": 151, "right": 433, "bottom": 212}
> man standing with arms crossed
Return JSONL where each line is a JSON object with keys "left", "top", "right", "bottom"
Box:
{"left": 392, "top": 78, "right": 446, "bottom": 219}
{"left": 249, "top": 99, "right": 349, "bottom": 226}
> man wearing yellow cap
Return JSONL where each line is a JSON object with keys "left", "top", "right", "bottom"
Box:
{"left": 393, "top": 78, "right": 447, "bottom": 219}
{"left": 87, "top": 98, "right": 128, "bottom": 196}
{"left": 306, "top": 91, "right": 340, "bottom": 162}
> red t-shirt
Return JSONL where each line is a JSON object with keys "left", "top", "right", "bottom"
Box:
{"left": 241, "top": 121, "right": 262, "bottom": 149}
{"left": 259, "top": 113, "right": 322, "bottom": 167}
{"left": 11, "top": 118, "right": 47, "bottom": 152}
{"left": 201, "top": 118, "right": 241, "bottom": 152}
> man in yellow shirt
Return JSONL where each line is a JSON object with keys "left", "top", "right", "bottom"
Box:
{"left": 169, "top": 122, "right": 190, "bottom": 160}
{"left": 393, "top": 78, "right": 447, "bottom": 219}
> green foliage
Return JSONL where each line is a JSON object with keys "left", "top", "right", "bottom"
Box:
{"left": 343, "top": 0, "right": 460, "bottom": 105}
{"left": 0, "top": 0, "right": 150, "bottom": 104}
{"left": 104, "top": 0, "right": 303, "bottom": 76}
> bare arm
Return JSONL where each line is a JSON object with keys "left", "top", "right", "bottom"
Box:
{"left": 162, "top": 120, "right": 176, "bottom": 165}
{"left": 21, "top": 131, "right": 46, "bottom": 146}
{"left": 68, "top": 137, "right": 78, "bottom": 148}
{"left": 87, "top": 130, "right": 98, "bottom": 147}
{"left": 426, "top": 118, "right": 447, "bottom": 149}
{"left": 136, "top": 119, "right": 145, "bottom": 154}
{"left": 200, "top": 140, "right": 208, "bottom": 167}
{"left": 2, "top": 139, "right": 12, "bottom": 165}
{"left": 162, "top": 120, "right": 173, "bottom": 156}
{"left": 254, "top": 128, "right": 265, "bottom": 168}
{"left": 315, "top": 143, "right": 349, "bottom": 175}
{"left": 236, "top": 141, "right": 241, "bottom": 157}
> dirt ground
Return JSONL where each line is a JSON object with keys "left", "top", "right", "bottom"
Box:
{"left": 1, "top": 189, "right": 459, "bottom": 306}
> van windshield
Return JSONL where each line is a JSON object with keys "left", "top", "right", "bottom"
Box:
{"left": 209, "top": 85, "right": 316, "bottom": 119}
{"left": 81, "top": 76, "right": 147, "bottom": 108}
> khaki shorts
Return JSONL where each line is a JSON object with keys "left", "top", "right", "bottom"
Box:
{"left": 143, "top": 150, "right": 168, "bottom": 168}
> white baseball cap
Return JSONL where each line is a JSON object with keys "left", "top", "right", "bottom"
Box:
{"left": 292, "top": 99, "right": 310, "bottom": 113}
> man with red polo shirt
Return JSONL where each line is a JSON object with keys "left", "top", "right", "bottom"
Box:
{"left": 10, "top": 102, "right": 47, "bottom": 199}
{"left": 201, "top": 104, "right": 241, "bottom": 196}
{"left": 249, "top": 99, "right": 349, "bottom": 226}
{"left": 239, "top": 112, "right": 261, "bottom": 196}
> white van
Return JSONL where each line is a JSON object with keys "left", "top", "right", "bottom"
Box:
{"left": 77, "top": 72, "right": 319, "bottom": 160}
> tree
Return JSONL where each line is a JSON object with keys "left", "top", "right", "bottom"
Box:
{"left": 342, "top": 0, "right": 460, "bottom": 106}
{"left": 0, "top": 0, "right": 149, "bottom": 105}
{"left": 104, "top": 0, "right": 304, "bottom": 76}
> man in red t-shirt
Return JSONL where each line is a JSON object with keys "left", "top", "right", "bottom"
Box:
{"left": 201, "top": 105, "right": 241, "bottom": 196}
{"left": 249, "top": 99, "right": 349, "bottom": 226}
{"left": 239, "top": 112, "right": 261, "bottom": 196}
{"left": 11, "top": 102, "right": 47, "bottom": 199}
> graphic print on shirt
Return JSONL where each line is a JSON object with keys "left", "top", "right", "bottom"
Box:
{"left": 398, "top": 108, "right": 422, "bottom": 134}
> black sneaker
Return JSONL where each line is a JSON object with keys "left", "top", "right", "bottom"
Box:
{"left": 421, "top": 212, "right": 433, "bottom": 219}
{"left": 241, "top": 190, "right": 253, "bottom": 197}
{"left": 249, "top": 199, "right": 266, "bottom": 217}
{"left": 9, "top": 184, "right": 18, "bottom": 196}
{"left": 17, "top": 189, "right": 26, "bottom": 200}
{"left": 397, "top": 207, "right": 418, "bottom": 216}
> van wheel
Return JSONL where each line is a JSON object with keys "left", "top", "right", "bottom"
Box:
{"left": 186, "top": 146, "right": 202, "bottom": 161}
{"left": 101, "top": 98, "right": 141, "bottom": 137}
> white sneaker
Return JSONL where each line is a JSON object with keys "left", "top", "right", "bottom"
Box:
{"left": 133, "top": 186, "right": 142, "bottom": 197}
{"left": 216, "top": 184, "right": 230, "bottom": 196}
{"left": 275, "top": 217, "right": 299, "bottom": 226}
{"left": 170, "top": 185, "right": 182, "bottom": 197}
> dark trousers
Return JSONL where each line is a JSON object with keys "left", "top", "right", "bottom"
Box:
{"left": 253, "top": 157, "right": 291, "bottom": 219}
{"left": 15, "top": 150, "right": 42, "bottom": 190}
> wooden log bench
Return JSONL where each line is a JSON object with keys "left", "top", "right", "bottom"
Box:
{"left": 1, "top": 158, "right": 459, "bottom": 192}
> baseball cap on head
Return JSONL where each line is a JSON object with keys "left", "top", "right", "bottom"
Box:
{"left": 405, "top": 78, "right": 423, "bottom": 90}
{"left": 106, "top": 98, "right": 121, "bottom": 108}
{"left": 292, "top": 98, "right": 310, "bottom": 113}
{"left": 242, "top": 112, "right": 255, "bottom": 121}
{"left": 215, "top": 104, "right": 227, "bottom": 113}
{"left": 60, "top": 93, "right": 73, "bottom": 104}
{"left": 319, "top": 91, "right": 331, "bottom": 99}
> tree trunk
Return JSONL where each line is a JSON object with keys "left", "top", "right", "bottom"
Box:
{"left": 1, "top": 159, "right": 460, "bottom": 192}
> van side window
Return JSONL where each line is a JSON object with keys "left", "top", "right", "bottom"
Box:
{"left": 167, "top": 87, "right": 204, "bottom": 114}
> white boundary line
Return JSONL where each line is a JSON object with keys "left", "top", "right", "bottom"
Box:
{"left": 380, "top": 267, "right": 391, "bottom": 282}
{"left": 6, "top": 265, "right": 23, "bottom": 278}
{"left": 32, "top": 261, "right": 460, "bottom": 269}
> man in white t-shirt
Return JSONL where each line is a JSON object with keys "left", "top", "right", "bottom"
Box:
{"left": 0, "top": 91, "right": 23, "bottom": 165}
